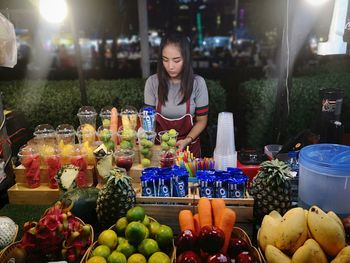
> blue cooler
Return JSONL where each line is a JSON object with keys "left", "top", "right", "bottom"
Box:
{"left": 298, "top": 144, "right": 350, "bottom": 216}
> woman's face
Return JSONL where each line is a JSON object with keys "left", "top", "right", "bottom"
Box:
{"left": 162, "top": 43, "right": 183, "bottom": 80}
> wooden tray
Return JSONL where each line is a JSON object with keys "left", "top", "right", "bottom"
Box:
{"left": 136, "top": 193, "right": 254, "bottom": 236}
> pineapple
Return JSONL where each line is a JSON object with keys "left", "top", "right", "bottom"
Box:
{"left": 249, "top": 159, "right": 292, "bottom": 223}
{"left": 96, "top": 167, "right": 136, "bottom": 229}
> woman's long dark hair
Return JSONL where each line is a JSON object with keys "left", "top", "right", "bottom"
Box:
{"left": 157, "top": 32, "right": 194, "bottom": 106}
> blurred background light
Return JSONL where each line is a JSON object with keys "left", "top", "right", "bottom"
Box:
{"left": 39, "top": 0, "right": 67, "bottom": 23}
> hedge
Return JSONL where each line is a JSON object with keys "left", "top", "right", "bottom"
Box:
{"left": 0, "top": 79, "right": 226, "bottom": 132}
{"left": 239, "top": 73, "right": 350, "bottom": 147}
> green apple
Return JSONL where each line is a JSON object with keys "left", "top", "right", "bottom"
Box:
{"left": 160, "top": 142, "right": 169, "bottom": 150}
{"left": 168, "top": 129, "right": 177, "bottom": 137}
{"left": 167, "top": 138, "right": 176, "bottom": 147}
{"left": 161, "top": 133, "right": 169, "bottom": 142}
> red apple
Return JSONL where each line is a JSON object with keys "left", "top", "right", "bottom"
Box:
{"left": 176, "top": 229, "right": 198, "bottom": 254}
{"left": 227, "top": 237, "right": 250, "bottom": 259}
{"left": 176, "top": 250, "right": 202, "bottom": 263}
{"left": 235, "top": 251, "right": 259, "bottom": 263}
{"left": 198, "top": 225, "right": 225, "bottom": 255}
{"left": 207, "top": 253, "right": 231, "bottom": 262}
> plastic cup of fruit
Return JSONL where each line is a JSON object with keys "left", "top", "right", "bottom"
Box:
{"left": 115, "top": 149, "right": 134, "bottom": 171}
{"left": 33, "top": 124, "right": 56, "bottom": 146}
{"left": 43, "top": 147, "right": 60, "bottom": 189}
{"left": 159, "top": 150, "right": 176, "bottom": 168}
{"left": 99, "top": 106, "right": 113, "bottom": 128}
{"left": 118, "top": 126, "right": 136, "bottom": 150}
{"left": 76, "top": 124, "right": 96, "bottom": 145}
{"left": 77, "top": 106, "right": 97, "bottom": 128}
{"left": 158, "top": 130, "right": 178, "bottom": 151}
{"left": 120, "top": 106, "right": 138, "bottom": 130}
{"left": 56, "top": 124, "right": 76, "bottom": 146}
{"left": 18, "top": 145, "right": 41, "bottom": 188}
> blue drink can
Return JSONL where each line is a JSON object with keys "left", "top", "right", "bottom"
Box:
{"left": 141, "top": 107, "right": 156, "bottom": 132}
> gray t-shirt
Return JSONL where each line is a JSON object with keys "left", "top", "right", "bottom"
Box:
{"left": 144, "top": 74, "right": 209, "bottom": 119}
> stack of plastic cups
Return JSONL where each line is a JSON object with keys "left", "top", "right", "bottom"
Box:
{"left": 214, "top": 112, "right": 237, "bottom": 170}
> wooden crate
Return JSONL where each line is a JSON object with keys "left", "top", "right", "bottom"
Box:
{"left": 8, "top": 165, "right": 95, "bottom": 205}
{"left": 14, "top": 164, "right": 95, "bottom": 185}
{"left": 8, "top": 183, "right": 60, "bottom": 205}
{"left": 136, "top": 194, "right": 254, "bottom": 236}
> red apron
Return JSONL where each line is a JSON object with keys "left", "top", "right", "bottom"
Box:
{"left": 156, "top": 99, "right": 201, "bottom": 157}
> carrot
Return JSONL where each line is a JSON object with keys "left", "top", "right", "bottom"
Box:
{"left": 198, "top": 197, "right": 212, "bottom": 228}
{"left": 193, "top": 213, "right": 200, "bottom": 235}
{"left": 219, "top": 208, "right": 237, "bottom": 254}
{"left": 212, "top": 199, "right": 226, "bottom": 227}
{"left": 179, "top": 210, "right": 195, "bottom": 232}
{"left": 110, "top": 107, "right": 118, "bottom": 144}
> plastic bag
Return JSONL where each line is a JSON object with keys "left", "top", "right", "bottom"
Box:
{"left": 0, "top": 12, "right": 17, "bottom": 68}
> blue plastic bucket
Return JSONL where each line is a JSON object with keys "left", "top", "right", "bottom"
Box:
{"left": 298, "top": 144, "right": 350, "bottom": 216}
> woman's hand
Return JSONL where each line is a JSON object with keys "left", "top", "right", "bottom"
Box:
{"left": 176, "top": 137, "right": 192, "bottom": 151}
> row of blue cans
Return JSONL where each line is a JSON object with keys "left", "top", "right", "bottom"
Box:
{"left": 141, "top": 166, "right": 189, "bottom": 197}
{"left": 197, "top": 168, "right": 249, "bottom": 198}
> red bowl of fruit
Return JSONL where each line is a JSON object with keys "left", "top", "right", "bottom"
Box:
{"left": 114, "top": 149, "right": 134, "bottom": 171}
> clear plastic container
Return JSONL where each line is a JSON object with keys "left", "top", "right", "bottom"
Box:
{"left": 158, "top": 130, "right": 178, "bottom": 151}
{"left": 33, "top": 124, "right": 56, "bottom": 146}
{"left": 77, "top": 106, "right": 97, "bottom": 128}
{"left": 299, "top": 143, "right": 350, "bottom": 217}
{"left": 99, "top": 106, "right": 113, "bottom": 128}
{"left": 118, "top": 126, "right": 136, "bottom": 150}
{"left": 18, "top": 145, "right": 41, "bottom": 188}
{"left": 115, "top": 149, "right": 134, "bottom": 171}
{"left": 56, "top": 124, "right": 76, "bottom": 146}
{"left": 120, "top": 106, "right": 138, "bottom": 130}
{"left": 138, "top": 130, "right": 156, "bottom": 167}
{"left": 76, "top": 124, "right": 96, "bottom": 145}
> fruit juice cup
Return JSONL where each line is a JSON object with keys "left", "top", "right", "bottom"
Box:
{"left": 97, "top": 126, "right": 116, "bottom": 152}
{"left": 99, "top": 106, "right": 113, "bottom": 128}
{"left": 18, "top": 145, "right": 41, "bottom": 188}
{"left": 56, "top": 124, "right": 76, "bottom": 145}
{"left": 33, "top": 124, "right": 56, "bottom": 146}
{"left": 43, "top": 147, "right": 61, "bottom": 189}
{"left": 70, "top": 146, "right": 88, "bottom": 187}
{"left": 114, "top": 149, "right": 134, "bottom": 171}
{"left": 158, "top": 130, "right": 178, "bottom": 151}
{"left": 76, "top": 124, "right": 96, "bottom": 145}
{"left": 118, "top": 126, "right": 136, "bottom": 150}
{"left": 159, "top": 150, "right": 176, "bottom": 168}
{"left": 138, "top": 130, "right": 156, "bottom": 167}
{"left": 120, "top": 106, "right": 138, "bottom": 130}
{"left": 77, "top": 106, "right": 97, "bottom": 128}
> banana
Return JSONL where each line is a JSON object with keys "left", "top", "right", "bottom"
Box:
{"left": 308, "top": 206, "right": 346, "bottom": 257}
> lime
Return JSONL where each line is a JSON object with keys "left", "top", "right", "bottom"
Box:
{"left": 126, "top": 206, "right": 145, "bottom": 222}
{"left": 116, "top": 241, "right": 136, "bottom": 258}
{"left": 148, "top": 252, "right": 170, "bottom": 263}
{"left": 142, "top": 215, "right": 150, "bottom": 227}
{"left": 160, "top": 142, "right": 169, "bottom": 150}
{"left": 88, "top": 256, "right": 107, "bottom": 263}
{"left": 120, "top": 140, "right": 132, "bottom": 149}
{"left": 107, "top": 251, "right": 127, "bottom": 263}
{"left": 92, "top": 245, "right": 111, "bottom": 259}
{"left": 167, "top": 138, "right": 176, "bottom": 147}
{"left": 118, "top": 237, "right": 127, "bottom": 245}
{"left": 98, "top": 229, "right": 118, "bottom": 250}
{"left": 155, "top": 225, "right": 173, "bottom": 250}
{"left": 141, "top": 158, "right": 151, "bottom": 167}
{"left": 140, "top": 147, "right": 150, "bottom": 156}
{"left": 148, "top": 221, "right": 160, "bottom": 238}
{"left": 137, "top": 238, "right": 159, "bottom": 258}
{"left": 146, "top": 140, "right": 154, "bottom": 147}
{"left": 161, "top": 133, "right": 169, "bottom": 142}
{"left": 127, "top": 253, "right": 147, "bottom": 263}
{"left": 115, "top": 217, "right": 128, "bottom": 236}
{"left": 168, "top": 129, "right": 177, "bottom": 137}
{"left": 125, "top": 221, "right": 148, "bottom": 244}
{"left": 140, "top": 139, "right": 148, "bottom": 147}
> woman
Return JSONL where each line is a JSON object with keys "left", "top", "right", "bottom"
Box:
{"left": 144, "top": 32, "right": 209, "bottom": 157}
